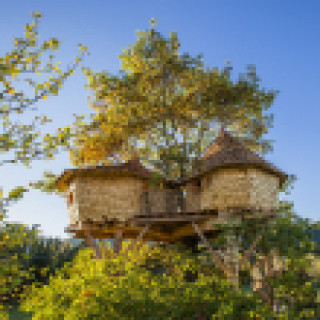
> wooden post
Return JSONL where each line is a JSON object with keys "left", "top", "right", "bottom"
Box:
{"left": 114, "top": 225, "right": 123, "bottom": 254}
{"left": 266, "top": 248, "right": 283, "bottom": 313}
{"left": 113, "top": 223, "right": 152, "bottom": 273}
{"left": 122, "top": 223, "right": 151, "bottom": 257}
{"left": 192, "top": 222, "right": 228, "bottom": 277}
{"left": 216, "top": 212, "right": 241, "bottom": 288}
{"left": 85, "top": 231, "right": 102, "bottom": 259}
{"left": 252, "top": 259, "right": 263, "bottom": 292}
{"left": 225, "top": 235, "right": 239, "bottom": 287}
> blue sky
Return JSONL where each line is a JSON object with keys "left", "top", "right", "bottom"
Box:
{"left": 1, "top": 0, "right": 319, "bottom": 238}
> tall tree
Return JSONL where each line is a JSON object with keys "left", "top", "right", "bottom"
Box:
{"left": 0, "top": 11, "right": 88, "bottom": 217}
{"left": 70, "top": 19, "right": 277, "bottom": 181}
{"left": 0, "top": 11, "right": 87, "bottom": 317}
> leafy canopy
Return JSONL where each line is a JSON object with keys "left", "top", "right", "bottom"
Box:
{"left": 0, "top": 11, "right": 88, "bottom": 217}
{"left": 21, "top": 242, "right": 275, "bottom": 319}
{"left": 70, "top": 20, "right": 277, "bottom": 180}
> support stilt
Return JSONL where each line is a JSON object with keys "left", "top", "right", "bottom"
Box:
{"left": 192, "top": 222, "right": 228, "bottom": 277}
{"left": 114, "top": 225, "right": 123, "bottom": 254}
{"left": 123, "top": 223, "right": 151, "bottom": 255}
{"left": 224, "top": 232, "right": 240, "bottom": 287}
{"left": 239, "top": 234, "right": 263, "bottom": 270}
{"left": 85, "top": 231, "right": 102, "bottom": 259}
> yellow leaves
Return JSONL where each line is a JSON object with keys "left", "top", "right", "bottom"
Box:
{"left": 14, "top": 39, "right": 20, "bottom": 47}
{"left": 78, "top": 44, "right": 88, "bottom": 52}
{"left": 83, "top": 290, "right": 94, "bottom": 297}
{"left": 32, "top": 11, "right": 42, "bottom": 19}
{"left": 48, "top": 38, "right": 60, "bottom": 51}
{"left": 74, "top": 26, "right": 274, "bottom": 171}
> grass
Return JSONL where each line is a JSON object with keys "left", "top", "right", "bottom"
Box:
{"left": 8, "top": 305, "right": 32, "bottom": 320}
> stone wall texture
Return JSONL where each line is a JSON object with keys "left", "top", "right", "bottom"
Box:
{"left": 65, "top": 180, "right": 79, "bottom": 225}
{"left": 185, "top": 182, "right": 201, "bottom": 213}
{"left": 65, "top": 167, "right": 279, "bottom": 224}
{"left": 67, "top": 176, "right": 145, "bottom": 222}
{"left": 200, "top": 168, "right": 279, "bottom": 211}
{"left": 66, "top": 177, "right": 183, "bottom": 223}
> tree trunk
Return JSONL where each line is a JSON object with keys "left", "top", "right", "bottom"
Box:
{"left": 223, "top": 232, "right": 240, "bottom": 287}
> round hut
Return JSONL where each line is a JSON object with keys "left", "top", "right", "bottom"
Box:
{"left": 55, "top": 130, "right": 288, "bottom": 285}
{"left": 184, "top": 129, "right": 288, "bottom": 218}
{"left": 179, "top": 129, "right": 288, "bottom": 284}
{"left": 55, "top": 157, "right": 186, "bottom": 244}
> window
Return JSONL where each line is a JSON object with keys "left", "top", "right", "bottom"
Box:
{"left": 68, "top": 191, "right": 74, "bottom": 205}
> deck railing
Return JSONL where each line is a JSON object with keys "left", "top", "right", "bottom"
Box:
{"left": 140, "top": 189, "right": 186, "bottom": 215}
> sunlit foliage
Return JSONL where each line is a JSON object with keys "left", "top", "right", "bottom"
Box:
{"left": 70, "top": 19, "right": 277, "bottom": 180}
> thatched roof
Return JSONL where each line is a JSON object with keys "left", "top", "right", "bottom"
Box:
{"left": 182, "top": 129, "right": 288, "bottom": 187}
{"left": 56, "top": 130, "right": 288, "bottom": 191}
{"left": 55, "top": 157, "right": 160, "bottom": 192}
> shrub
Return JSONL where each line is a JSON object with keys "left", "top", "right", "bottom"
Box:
{"left": 0, "top": 223, "right": 37, "bottom": 309}
{"left": 0, "top": 221, "right": 83, "bottom": 314}
{"left": 21, "top": 242, "right": 274, "bottom": 319}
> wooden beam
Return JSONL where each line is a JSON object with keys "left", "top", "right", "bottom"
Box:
{"left": 169, "top": 223, "right": 195, "bottom": 240}
{"left": 116, "top": 224, "right": 152, "bottom": 271}
{"left": 122, "top": 223, "right": 151, "bottom": 256}
{"left": 192, "top": 222, "right": 228, "bottom": 277}
{"left": 131, "top": 214, "right": 217, "bottom": 224}
{"left": 239, "top": 234, "right": 263, "bottom": 270}
{"left": 238, "top": 216, "right": 277, "bottom": 270}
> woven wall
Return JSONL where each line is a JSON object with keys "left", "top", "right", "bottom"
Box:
{"left": 66, "top": 176, "right": 182, "bottom": 224}
{"left": 200, "top": 168, "right": 279, "bottom": 211}
{"left": 67, "top": 176, "right": 145, "bottom": 222}
{"left": 247, "top": 169, "right": 279, "bottom": 210}
{"left": 185, "top": 182, "right": 201, "bottom": 213}
{"left": 65, "top": 167, "right": 279, "bottom": 224}
{"left": 140, "top": 186, "right": 180, "bottom": 214}
{"left": 65, "top": 180, "right": 79, "bottom": 225}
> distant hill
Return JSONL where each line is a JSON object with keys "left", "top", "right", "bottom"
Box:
{"left": 39, "top": 228, "right": 320, "bottom": 253}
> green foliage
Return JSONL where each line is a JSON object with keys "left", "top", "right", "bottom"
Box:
{"left": 21, "top": 243, "right": 275, "bottom": 319}
{"left": 0, "top": 13, "right": 88, "bottom": 314}
{"left": 7, "top": 186, "right": 28, "bottom": 201}
{"left": 0, "top": 220, "right": 83, "bottom": 314}
{"left": 0, "top": 11, "right": 88, "bottom": 116}
{"left": 26, "top": 237, "right": 85, "bottom": 285}
{"left": 7, "top": 305, "right": 32, "bottom": 320}
{"left": 4, "top": 203, "right": 317, "bottom": 319}
{"left": 205, "top": 201, "right": 319, "bottom": 316}
{"left": 71, "top": 21, "right": 277, "bottom": 180}
{"left": 0, "top": 11, "right": 88, "bottom": 213}
{"left": 0, "top": 223, "right": 37, "bottom": 308}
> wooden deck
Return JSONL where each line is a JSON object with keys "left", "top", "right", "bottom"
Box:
{"left": 65, "top": 208, "right": 276, "bottom": 243}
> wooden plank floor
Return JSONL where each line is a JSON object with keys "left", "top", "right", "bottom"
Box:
{"left": 65, "top": 209, "right": 275, "bottom": 243}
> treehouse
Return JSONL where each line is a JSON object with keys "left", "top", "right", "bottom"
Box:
{"left": 55, "top": 130, "right": 288, "bottom": 254}
{"left": 55, "top": 157, "right": 181, "bottom": 226}
{"left": 181, "top": 130, "right": 288, "bottom": 234}
{"left": 55, "top": 130, "right": 289, "bottom": 287}
{"left": 184, "top": 130, "right": 287, "bottom": 213}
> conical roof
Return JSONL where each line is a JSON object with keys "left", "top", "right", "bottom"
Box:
{"left": 56, "top": 131, "right": 288, "bottom": 191}
{"left": 186, "top": 129, "right": 288, "bottom": 187}
{"left": 55, "top": 157, "right": 157, "bottom": 192}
